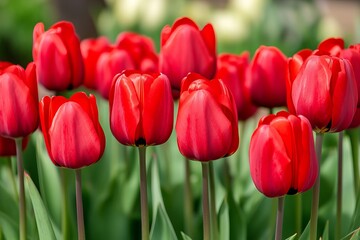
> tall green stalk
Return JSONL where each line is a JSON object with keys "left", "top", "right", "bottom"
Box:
{"left": 209, "top": 162, "right": 218, "bottom": 240}
{"left": 184, "top": 159, "right": 194, "bottom": 237}
{"left": 275, "top": 196, "right": 285, "bottom": 240}
{"left": 202, "top": 162, "right": 211, "bottom": 240}
{"left": 15, "top": 138, "right": 26, "bottom": 240}
{"left": 309, "top": 133, "right": 324, "bottom": 240}
{"left": 75, "top": 169, "right": 85, "bottom": 240}
{"left": 138, "top": 147, "right": 149, "bottom": 240}
{"left": 348, "top": 128, "right": 360, "bottom": 198}
{"left": 336, "top": 132, "right": 343, "bottom": 239}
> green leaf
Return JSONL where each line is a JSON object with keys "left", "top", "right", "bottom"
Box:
{"left": 181, "top": 231, "right": 192, "bottom": 240}
{"left": 298, "top": 221, "right": 310, "bottom": 240}
{"left": 0, "top": 212, "right": 18, "bottom": 240}
{"left": 285, "top": 233, "right": 297, "bottom": 240}
{"left": 219, "top": 198, "right": 229, "bottom": 240}
{"left": 25, "top": 174, "right": 56, "bottom": 240}
{"left": 342, "top": 228, "right": 360, "bottom": 240}
{"left": 0, "top": 181, "right": 18, "bottom": 239}
{"left": 322, "top": 221, "right": 329, "bottom": 240}
{"left": 150, "top": 155, "right": 177, "bottom": 240}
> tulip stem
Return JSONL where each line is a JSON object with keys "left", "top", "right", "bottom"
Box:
{"left": 184, "top": 158, "right": 194, "bottom": 237}
{"left": 138, "top": 147, "right": 149, "bottom": 240}
{"left": 275, "top": 196, "right": 285, "bottom": 240}
{"left": 15, "top": 138, "right": 26, "bottom": 240}
{"left": 348, "top": 128, "right": 360, "bottom": 199}
{"left": 336, "top": 131, "right": 343, "bottom": 239}
{"left": 209, "top": 161, "right": 218, "bottom": 240}
{"left": 310, "top": 132, "right": 324, "bottom": 240}
{"left": 202, "top": 162, "right": 211, "bottom": 240}
{"left": 75, "top": 169, "right": 85, "bottom": 240}
{"left": 60, "top": 168, "right": 70, "bottom": 240}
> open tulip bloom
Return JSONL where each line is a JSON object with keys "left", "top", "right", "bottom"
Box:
{"left": 39, "top": 92, "right": 105, "bottom": 240}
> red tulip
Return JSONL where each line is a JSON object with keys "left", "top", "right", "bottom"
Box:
{"left": 247, "top": 46, "right": 288, "bottom": 108}
{"left": 316, "top": 37, "right": 344, "bottom": 56}
{"left": 39, "top": 92, "right": 105, "bottom": 169}
{"left": 159, "top": 17, "right": 217, "bottom": 98}
{"left": 289, "top": 55, "right": 358, "bottom": 132}
{"left": 0, "top": 62, "right": 39, "bottom": 138}
{"left": 81, "top": 36, "right": 111, "bottom": 90}
{"left": 116, "top": 32, "right": 158, "bottom": 72}
{"left": 33, "top": 21, "right": 84, "bottom": 91}
{"left": 216, "top": 52, "right": 257, "bottom": 121}
{"left": 249, "top": 111, "right": 318, "bottom": 197}
{"left": 176, "top": 73, "right": 239, "bottom": 161}
{"left": 95, "top": 47, "right": 136, "bottom": 99}
{"left": 0, "top": 136, "right": 28, "bottom": 156}
{"left": 109, "top": 70, "right": 173, "bottom": 146}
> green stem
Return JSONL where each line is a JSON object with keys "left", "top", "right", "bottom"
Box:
{"left": 138, "top": 147, "right": 149, "bottom": 240}
{"left": 310, "top": 133, "right": 324, "bottom": 240}
{"left": 184, "top": 158, "right": 194, "bottom": 237}
{"left": 209, "top": 162, "right": 218, "bottom": 240}
{"left": 60, "top": 168, "right": 70, "bottom": 240}
{"left": 295, "top": 194, "right": 302, "bottom": 235}
{"left": 348, "top": 128, "right": 360, "bottom": 199}
{"left": 336, "top": 132, "right": 343, "bottom": 239}
{"left": 202, "top": 162, "right": 211, "bottom": 240}
{"left": 15, "top": 138, "right": 26, "bottom": 240}
{"left": 6, "top": 156, "right": 18, "bottom": 201}
{"left": 75, "top": 169, "right": 85, "bottom": 240}
{"left": 275, "top": 196, "right": 285, "bottom": 240}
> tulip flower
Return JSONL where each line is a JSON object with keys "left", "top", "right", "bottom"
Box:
{"left": 247, "top": 46, "right": 288, "bottom": 108}
{"left": 0, "top": 62, "right": 39, "bottom": 138}
{"left": 159, "top": 17, "right": 217, "bottom": 98}
{"left": 33, "top": 21, "right": 84, "bottom": 91}
{"left": 249, "top": 111, "right": 318, "bottom": 197}
{"left": 80, "top": 36, "right": 111, "bottom": 90}
{"left": 289, "top": 54, "right": 358, "bottom": 133}
{"left": 39, "top": 92, "right": 105, "bottom": 169}
{"left": 216, "top": 52, "right": 257, "bottom": 121}
{"left": 176, "top": 73, "right": 239, "bottom": 161}
{"left": 109, "top": 70, "right": 173, "bottom": 146}
{"left": 109, "top": 70, "right": 173, "bottom": 240}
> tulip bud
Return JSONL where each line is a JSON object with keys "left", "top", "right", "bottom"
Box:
{"left": 247, "top": 46, "right": 288, "bottom": 108}
{"left": 176, "top": 73, "right": 239, "bottom": 161}
{"left": 109, "top": 70, "right": 173, "bottom": 146}
{"left": 80, "top": 36, "right": 111, "bottom": 90}
{"left": 159, "top": 17, "right": 217, "bottom": 98}
{"left": 33, "top": 21, "right": 84, "bottom": 91}
{"left": 39, "top": 92, "right": 105, "bottom": 169}
{"left": 289, "top": 55, "right": 358, "bottom": 132}
{"left": 0, "top": 62, "right": 39, "bottom": 138}
{"left": 216, "top": 52, "right": 257, "bottom": 121}
{"left": 249, "top": 111, "right": 318, "bottom": 197}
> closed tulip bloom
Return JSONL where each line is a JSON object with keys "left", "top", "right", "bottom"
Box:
{"left": 0, "top": 62, "right": 39, "bottom": 138}
{"left": 247, "top": 46, "right": 288, "bottom": 108}
{"left": 109, "top": 70, "right": 173, "bottom": 146}
{"left": 176, "top": 73, "right": 239, "bottom": 161}
{"left": 216, "top": 52, "right": 257, "bottom": 121}
{"left": 116, "top": 32, "right": 159, "bottom": 72}
{"left": 249, "top": 111, "right": 318, "bottom": 197}
{"left": 96, "top": 47, "right": 136, "bottom": 99}
{"left": 289, "top": 55, "right": 358, "bottom": 132}
{"left": 33, "top": 21, "right": 84, "bottom": 91}
{"left": 80, "top": 36, "right": 111, "bottom": 90}
{"left": 159, "top": 17, "right": 217, "bottom": 98}
{"left": 39, "top": 92, "right": 105, "bottom": 169}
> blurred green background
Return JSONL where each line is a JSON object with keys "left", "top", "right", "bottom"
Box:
{"left": 1, "top": 0, "right": 359, "bottom": 66}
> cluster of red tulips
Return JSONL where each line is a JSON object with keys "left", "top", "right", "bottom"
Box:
{"left": 0, "top": 16, "right": 360, "bottom": 240}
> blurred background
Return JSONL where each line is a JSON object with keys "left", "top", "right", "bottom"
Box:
{"left": 0, "top": 0, "right": 359, "bottom": 66}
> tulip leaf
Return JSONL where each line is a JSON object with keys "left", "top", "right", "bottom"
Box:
{"left": 219, "top": 198, "right": 230, "bottom": 240}
{"left": 0, "top": 211, "right": 18, "bottom": 240}
{"left": 181, "top": 231, "right": 192, "bottom": 240}
{"left": 0, "top": 180, "right": 18, "bottom": 240}
{"left": 322, "top": 221, "right": 329, "bottom": 240}
{"left": 25, "top": 174, "right": 56, "bottom": 240}
{"left": 298, "top": 221, "right": 310, "bottom": 240}
{"left": 285, "top": 233, "right": 297, "bottom": 240}
{"left": 33, "top": 132, "right": 61, "bottom": 226}
{"left": 150, "top": 154, "right": 177, "bottom": 240}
